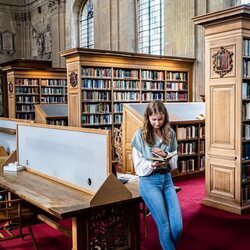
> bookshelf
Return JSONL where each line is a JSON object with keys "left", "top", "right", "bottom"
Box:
{"left": 34, "top": 104, "right": 68, "bottom": 126}
{"left": 61, "top": 48, "right": 194, "bottom": 133}
{"left": 193, "top": 5, "right": 250, "bottom": 214}
{"left": 2, "top": 63, "right": 67, "bottom": 120}
{"left": 121, "top": 102, "right": 205, "bottom": 178}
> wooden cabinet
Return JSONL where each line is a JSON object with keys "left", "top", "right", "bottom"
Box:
{"left": 193, "top": 5, "right": 250, "bottom": 214}
{"left": 2, "top": 61, "right": 67, "bottom": 120}
{"left": 35, "top": 104, "right": 68, "bottom": 126}
{"left": 122, "top": 102, "right": 205, "bottom": 178}
{"left": 61, "top": 48, "right": 194, "bottom": 133}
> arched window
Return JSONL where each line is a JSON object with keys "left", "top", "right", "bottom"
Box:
{"left": 241, "top": 0, "right": 250, "bottom": 4}
{"left": 80, "top": 0, "right": 94, "bottom": 48}
{"left": 138, "top": 0, "right": 164, "bottom": 55}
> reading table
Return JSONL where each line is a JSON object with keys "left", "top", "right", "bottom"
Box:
{"left": 0, "top": 169, "right": 141, "bottom": 250}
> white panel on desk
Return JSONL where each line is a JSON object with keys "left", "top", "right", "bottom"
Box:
{"left": 0, "top": 119, "right": 17, "bottom": 152}
{"left": 18, "top": 125, "right": 108, "bottom": 193}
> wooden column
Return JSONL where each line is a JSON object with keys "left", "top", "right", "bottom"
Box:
{"left": 193, "top": 5, "right": 250, "bottom": 214}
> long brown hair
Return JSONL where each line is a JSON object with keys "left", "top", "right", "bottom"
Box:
{"left": 142, "top": 101, "right": 171, "bottom": 146}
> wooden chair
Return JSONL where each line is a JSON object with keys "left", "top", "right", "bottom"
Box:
{"left": 0, "top": 190, "right": 37, "bottom": 249}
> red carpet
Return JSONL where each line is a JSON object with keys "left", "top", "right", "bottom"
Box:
{"left": 1, "top": 176, "right": 250, "bottom": 249}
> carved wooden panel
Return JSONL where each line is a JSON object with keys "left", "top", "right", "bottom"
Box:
{"left": 68, "top": 93, "right": 80, "bottom": 127}
{"left": 125, "top": 150, "right": 133, "bottom": 173}
{"left": 8, "top": 96, "right": 15, "bottom": 118}
{"left": 210, "top": 45, "right": 235, "bottom": 79}
{"left": 210, "top": 85, "right": 235, "bottom": 149}
{"left": 211, "top": 164, "right": 235, "bottom": 199}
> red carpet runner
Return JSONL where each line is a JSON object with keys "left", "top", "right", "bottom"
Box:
{"left": 1, "top": 176, "right": 250, "bottom": 250}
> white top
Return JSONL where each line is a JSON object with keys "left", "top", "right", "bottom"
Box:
{"left": 132, "top": 147, "right": 178, "bottom": 177}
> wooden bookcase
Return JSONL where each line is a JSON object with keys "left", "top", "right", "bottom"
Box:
{"left": 194, "top": 5, "right": 250, "bottom": 214}
{"left": 2, "top": 62, "right": 67, "bottom": 121}
{"left": 61, "top": 48, "right": 194, "bottom": 132}
{"left": 122, "top": 102, "right": 205, "bottom": 178}
{"left": 35, "top": 104, "right": 68, "bottom": 126}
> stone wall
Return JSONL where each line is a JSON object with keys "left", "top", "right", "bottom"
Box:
{"left": 0, "top": 0, "right": 239, "bottom": 101}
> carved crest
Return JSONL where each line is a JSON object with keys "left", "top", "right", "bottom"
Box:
{"left": 69, "top": 71, "right": 78, "bottom": 87}
{"left": 8, "top": 82, "right": 13, "bottom": 93}
{"left": 212, "top": 47, "right": 233, "bottom": 77}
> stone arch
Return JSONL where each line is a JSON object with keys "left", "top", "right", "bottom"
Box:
{"left": 65, "top": 0, "right": 88, "bottom": 49}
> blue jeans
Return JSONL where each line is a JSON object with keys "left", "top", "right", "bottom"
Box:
{"left": 139, "top": 172, "right": 182, "bottom": 250}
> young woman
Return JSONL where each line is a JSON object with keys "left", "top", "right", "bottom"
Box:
{"left": 131, "top": 100, "right": 182, "bottom": 250}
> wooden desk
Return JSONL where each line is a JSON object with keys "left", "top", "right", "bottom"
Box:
{"left": 0, "top": 169, "right": 141, "bottom": 250}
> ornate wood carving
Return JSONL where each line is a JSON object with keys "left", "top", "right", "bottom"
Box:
{"left": 89, "top": 204, "right": 130, "bottom": 249}
{"left": 212, "top": 47, "right": 233, "bottom": 77}
{"left": 69, "top": 71, "right": 78, "bottom": 87}
{"left": 8, "top": 82, "right": 13, "bottom": 94}
{"left": 114, "top": 126, "right": 122, "bottom": 167}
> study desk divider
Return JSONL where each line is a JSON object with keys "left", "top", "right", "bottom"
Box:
{"left": 11, "top": 122, "right": 132, "bottom": 206}
{"left": 0, "top": 118, "right": 21, "bottom": 167}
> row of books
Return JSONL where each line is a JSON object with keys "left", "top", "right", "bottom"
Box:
{"left": 15, "top": 78, "right": 39, "bottom": 86}
{"left": 242, "top": 103, "right": 250, "bottom": 119}
{"left": 242, "top": 82, "right": 250, "bottom": 99}
{"left": 200, "top": 126, "right": 205, "bottom": 137}
{"left": 166, "top": 92, "right": 188, "bottom": 101}
{"left": 178, "top": 142, "right": 197, "bottom": 155}
{"left": 114, "top": 114, "right": 122, "bottom": 123}
{"left": 200, "top": 140, "right": 205, "bottom": 154}
{"left": 242, "top": 185, "right": 250, "bottom": 202}
{"left": 41, "top": 96, "right": 65, "bottom": 103}
{"left": 40, "top": 79, "right": 67, "bottom": 87}
{"left": 141, "top": 70, "right": 164, "bottom": 81}
{"left": 166, "top": 82, "right": 188, "bottom": 91}
{"left": 178, "top": 159, "right": 195, "bottom": 173}
{"left": 200, "top": 156, "right": 205, "bottom": 170}
{"left": 16, "top": 96, "right": 39, "bottom": 103}
{"left": 82, "top": 67, "right": 112, "bottom": 77}
{"left": 16, "top": 113, "right": 35, "bottom": 120}
{"left": 114, "top": 103, "right": 123, "bottom": 112}
{"left": 16, "top": 87, "right": 39, "bottom": 94}
{"left": 177, "top": 126, "right": 198, "bottom": 140}
{"left": 242, "top": 124, "right": 250, "bottom": 140}
{"left": 113, "top": 92, "right": 140, "bottom": 101}
{"left": 82, "top": 103, "right": 111, "bottom": 113}
{"left": 47, "top": 119, "right": 67, "bottom": 126}
{"left": 113, "top": 69, "right": 139, "bottom": 79}
{"left": 16, "top": 105, "right": 35, "bottom": 112}
{"left": 82, "top": 91, "right": 111, "bottom": 101}
{"left": 243, "top": 39, "right": 250, "bottom": 57}
{"left": 81, "top": 67, "right": 187, "bottom": 82}
{"left": 82, "top": 79, "right": 111, "bottom": 89}
{"left": 242, "top": 164, "right": 250, "bottom": 182}
{"left": 142, "top": 81, "right": 164, "bottom": 90}
{"left": 81, "top": 114, "right": 112, "bottom": 125}
{"left": 242, "top": 60, "right": 250, "bottom": 78}
{"left": 141, "top": 93, "right": 164, "bottom": 101}
{"left": 41, "top": 88, "right": 65, "bottom": 94}
{"left": 113, "top": 80, "right": 140, "bottom": 90}
{"left": 242, "top": 144, "right": 250, "bottom": 160}
{"left": 167, "top": 72, "right": 187, "bottom": 81}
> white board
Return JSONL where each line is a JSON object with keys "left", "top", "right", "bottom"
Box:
{"left": 17, "top": 124, "right": 111, "bottom": 194}
{"left": 125, "top": 102, "right": 205, "bottom": 122}
{"left": 0, "top": 119, "right": 17, "bottom": 153}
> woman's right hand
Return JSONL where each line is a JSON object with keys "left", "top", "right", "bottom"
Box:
{"left": 152, "top": 161, "right": 166, "bottom": 168}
